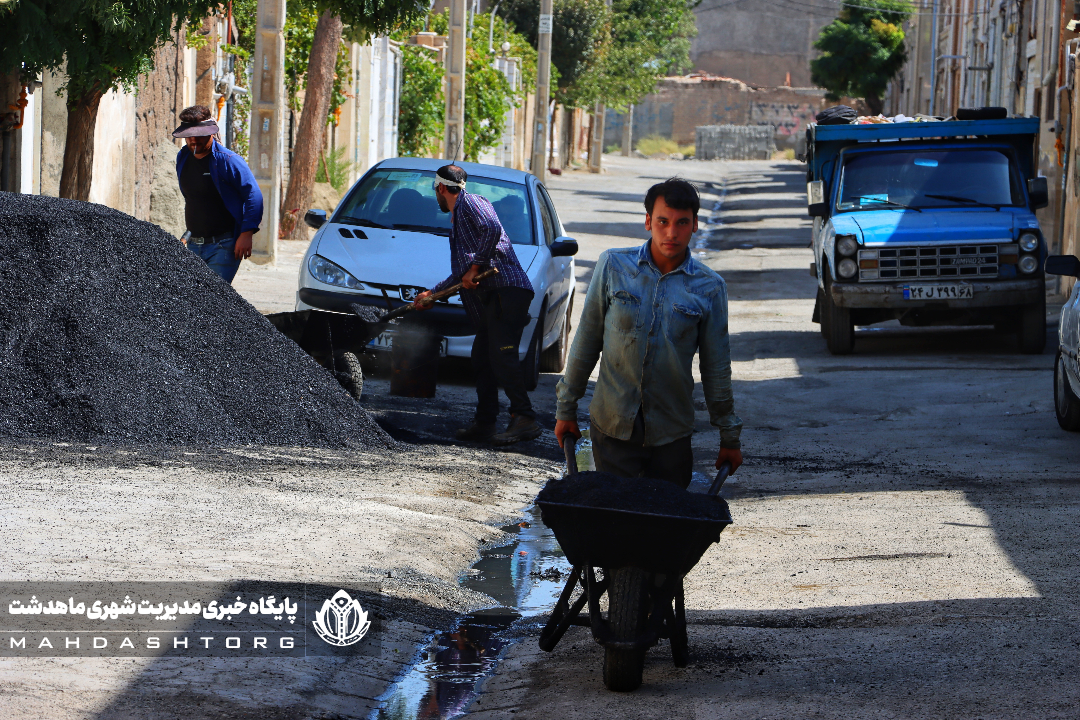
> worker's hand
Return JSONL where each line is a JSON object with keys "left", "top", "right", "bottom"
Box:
{"left": 234, "top": 231, "right": 254, "bottom": 260}
{"left": 461, "top": 264, "right": 483, "bottom": 290}
{"left": 412, "top": 290, "right": 434, "bottom": 310}
{"left": 554, "top": 419, "right": 581, "bottom": 448}
{"left": 716, "top": 447, "right": 743, "bottom": 474}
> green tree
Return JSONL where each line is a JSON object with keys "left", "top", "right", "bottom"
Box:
{"left": 810, "top": 0, "right": 912, "bottom": 116}
{"left": 281, "top": 0, "right": 428, "bottom": 240}
{"left": 0, "top": 0, "right": 218, "bottom": 200}
{"left": 397, "top": 43, "right": 444, "bottom": 157}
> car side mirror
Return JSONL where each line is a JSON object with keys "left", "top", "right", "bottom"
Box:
{"left": 807, "top": 180, "right": 828, "bottom": 217}
{"left": 550, "top": 236, "right": 579, "bottom": 257}
{"left": 1028, "top": 177, "right": 1049, "bottom": 209}
{"left": 304, "top": 209, "right": 327, "bottom": 229}
{"left": 1045, "top": 254, "right": 1080, "bottom": 277}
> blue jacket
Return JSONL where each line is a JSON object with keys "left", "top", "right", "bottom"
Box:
{"left": 175, "top": 141, "right": 263, "bottom": 241}
{"left": 555, "top": 242, "right": 742, "bottom": 448}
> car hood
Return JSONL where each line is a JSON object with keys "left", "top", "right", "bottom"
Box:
{"left": 314, "top": 225, "right": 541, "bottom": 286}
{"left": 838, "top": 208, "right": 1039, "bottom": 245}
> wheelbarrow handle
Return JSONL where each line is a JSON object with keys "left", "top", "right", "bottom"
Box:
{"left": 708, "top": 462, "right": 732, "bottom": 496}
{"left": 563, "top": 436, "right": 578, "bottom": 477}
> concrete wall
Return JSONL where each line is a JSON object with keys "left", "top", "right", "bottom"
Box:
{"left": 88, "top": 88, "right": 137, "bottom": 215}
{"left": 696, "top": 124, "right": 776, "bottom": 160}
{"left": 690, "top": 0, "right": 837, "bottom": 87}
{"left": 604, "top": 76, "right": 829, "bottom": 151}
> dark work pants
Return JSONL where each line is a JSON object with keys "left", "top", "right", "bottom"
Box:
{"left": 591, "top": 409, "right": 693, "bottom": 489}
{"left": 471, "top": 287, "right": 535, "bottom": 424}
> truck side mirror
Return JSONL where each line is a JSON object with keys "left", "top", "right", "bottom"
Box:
{"left": 304, "top": 209, "right": 328, "bottom": 229}
{"left": 1045, "top": 255, "right": 1080, "bottom": 277}
{"left": 1028, "top": 177, "right": 1049, "bottom": 209}
{"left": 807, "top": 180, "right": 828, "bottom": 217}
{"left": 550, "top": 236, "right": 579, "bottom": 257}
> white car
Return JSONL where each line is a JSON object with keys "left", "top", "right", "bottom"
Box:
{"left": 296, "top": 158, "right": 578, "bottom": 389}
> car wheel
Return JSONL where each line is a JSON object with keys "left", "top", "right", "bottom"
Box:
{"left": 539, "top": 300, "right": 571, "bottom": 373}
{"left": 1054, "top": 351, "right": 1080, "bottom": 431}
{"left": 332, "top": 350, "right": 364, "bottom": 400}
{"left": 821, "top": 271, "right": 854, "bottom": 355}
{"left": 522, "top": 312, "right": 542, "bottom": 392}
{"left": 1018, "top": 294, "right": 1047, "bottom": 355}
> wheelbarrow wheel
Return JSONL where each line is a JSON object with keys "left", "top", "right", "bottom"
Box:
{"left": 604, "top": 567, "right": 648, "bottom": 692}
{"left": 670, "top": 580, "right": 689, "bottom": 668}
{"left": 333, "top": 350, "right": 364, "bottom": 400}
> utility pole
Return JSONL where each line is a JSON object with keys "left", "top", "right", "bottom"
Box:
{"left": 249, "top": 0, "right": 285, "bottom": 264}
{"left": 531, "top": 0, "right": 553, "bottom": 182}
{"left": 928, "top": 0, "right": 939, "bottom": 116}
{"left": 621, "top": 104, "right": 633, "bottom": 156}
{"left": 445, "top": 0, "right": 467, "bottom": 159}
{"left": 587, "top": 0, "right": 611, "bottom": 173}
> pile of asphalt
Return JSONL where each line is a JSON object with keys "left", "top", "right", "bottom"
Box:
{"left": 538, "top": 471, "right": 730, "bottom": 521}
{"left": 0, "top": 193, "right": 392, "bottom": 448}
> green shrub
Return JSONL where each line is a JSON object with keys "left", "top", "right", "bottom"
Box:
{"left": 635, "top": 135, "right": 679, "bottom": 156}
{"left": 315, "top": 146, "right": 356, "bottom": 193}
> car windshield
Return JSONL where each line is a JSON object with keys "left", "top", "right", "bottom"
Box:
{"left": 836, "top": 149, "right": 1022, "bottom": 211}
{"left": 333, "top": 168, "right": 535, "bottom": 245}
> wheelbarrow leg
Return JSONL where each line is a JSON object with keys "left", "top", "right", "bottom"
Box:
{"left": 670, "top": 577, "right": 689, "bottom": 667}
{"left": 539, "top": 565, "right": 584, "bottom": 652}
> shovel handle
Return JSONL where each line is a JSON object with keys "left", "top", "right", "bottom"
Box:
{"left": 708, "top": 462, "right": 732, "bottom": 496}
{"left": 563, "top": 436, "right": 578, "bottom": 477}
{"left": 370, "top": 267, "right": 500, "bottom": 324}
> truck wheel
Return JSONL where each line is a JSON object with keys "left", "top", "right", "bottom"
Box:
{"left": 1055, "top": 352, "right": 1080, "bottom": 431}
{"left": 333, "top": 350, "right": 364, "bottom": 400}
{"left": 821, "top": 274, "right": 854, "bottom": 355}
{"left": 604, "top": 567, "right": 649, "bottom": 692}
{"left": 1018, "top": 294, "right": 1047, "bottom": 355}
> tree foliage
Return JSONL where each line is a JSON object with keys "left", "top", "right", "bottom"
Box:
{"left": 810, "top": 0, "right": 912, "bottom": 114}
{"left": 397, "top": 44, "right": 444, "bottom": 157}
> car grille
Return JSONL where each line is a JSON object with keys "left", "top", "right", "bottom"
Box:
{"left": 861, "top": 245, "right": 1000, "bottom": 281}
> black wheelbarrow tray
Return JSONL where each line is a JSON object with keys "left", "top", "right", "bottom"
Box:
{"left": 536, "top": 439, "right": 733, "bottom": 672}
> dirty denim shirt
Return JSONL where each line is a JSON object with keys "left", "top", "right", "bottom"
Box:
{"left": 555, "top": 242, "right": 742, "bottom": 448}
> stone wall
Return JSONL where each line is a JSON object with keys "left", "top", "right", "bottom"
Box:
{"left": 695, "top": 125, "right": 776, "bottom": 161}
{"left": 605, "top": 76, "right": 832, "bottom": 151}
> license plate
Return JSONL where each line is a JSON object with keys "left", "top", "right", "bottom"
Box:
{"left": 903, "top": 284, "right": 973, "bottom": 300}
{"left": 367, "top": 333, "right": 449, "bottom": 357}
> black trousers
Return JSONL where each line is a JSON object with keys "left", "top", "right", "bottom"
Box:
{"left": 591, "top": 409, "right": 693, "bottom": 489}
{"left": 472, "top": 287, "right": 535, "bottom": 424}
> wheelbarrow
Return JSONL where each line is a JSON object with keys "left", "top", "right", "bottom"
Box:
{"left": 265, "top": 268, "right": 497, "bottom": 399}
{"left": 536, "top": 438, "right": 733, "bottom": 692}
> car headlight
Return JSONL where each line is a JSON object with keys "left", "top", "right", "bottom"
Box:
{"left": 838, "top": 258, "right": 858, "bottom": 278}
{"left": 1019, "top": 232, "right": 1039, "bottom": 252}
{"left": 836, "top": 235, "right": 858, "bottom": 256}
{"left": 1018, "top": 255, "right": 1039, "bottom": 274}
{"left": 308, "top": 254, "right": 365, "bottom": 290}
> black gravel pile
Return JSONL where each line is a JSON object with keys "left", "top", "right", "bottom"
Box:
{"left": 538, "top": 472, "right": 730, "bottom": 521}
{"left": 0, "top": 193, "right": 392, "bottom": 448}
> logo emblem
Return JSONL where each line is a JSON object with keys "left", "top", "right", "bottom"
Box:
{"left": 312, "top": 589, "right": 371, "bottom": 647}
{"left": 399, "top": 286, "right": 424, "bottom": 301}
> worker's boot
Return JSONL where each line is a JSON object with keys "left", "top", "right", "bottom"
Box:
{"left": 456, "top": 421, "right": 498, "bottom": 442}
{"left": 491, "top": 414, "right": 543, "bottom": 446}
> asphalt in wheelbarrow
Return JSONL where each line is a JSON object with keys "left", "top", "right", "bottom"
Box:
{"left": 538, "top": 472, "right": 731, "bottom": 521}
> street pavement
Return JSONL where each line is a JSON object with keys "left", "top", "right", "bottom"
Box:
{"left": 467, "top": 156, "right": 1080, "bottom": 719}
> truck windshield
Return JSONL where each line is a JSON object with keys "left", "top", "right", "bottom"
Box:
{"left": 837, "top": 149, "right": 1022, "bottom": 211}
{"left": 334, "top": 168, "right": 535, "bottom": 245}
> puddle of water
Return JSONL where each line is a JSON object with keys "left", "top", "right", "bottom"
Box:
{"left": 371, "top": 504, "right": 572, "bottom": 720}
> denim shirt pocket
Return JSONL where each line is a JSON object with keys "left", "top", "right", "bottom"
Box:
{"left": 607, "top": 289, "right": 643, "bottom": 332}
{"left": 666, "top": 302, "right": 702, "bottom": 343}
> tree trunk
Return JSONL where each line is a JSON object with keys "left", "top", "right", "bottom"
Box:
{"left": 864, "top": 95, "right": 884, "bottom": 116}
{"left": 59, "top": 86, "right": 105, "bottom": 201}
{"left": 280, "top": 10, "right": 343, "bottom": 240}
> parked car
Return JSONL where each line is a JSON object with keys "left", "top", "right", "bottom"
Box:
{"left": 1045, "top": 255, "right": 1080, "bottom": 430}
{"left": 295, "top": 158, "right": 578, "bottom": 390}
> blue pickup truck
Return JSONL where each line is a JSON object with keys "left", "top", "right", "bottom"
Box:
{"left": 805, "top": 118, "right": 1049, "bottom": 355}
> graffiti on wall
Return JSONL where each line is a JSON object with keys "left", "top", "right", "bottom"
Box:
{"left": 749, "top": 102, "right": 818, "bottom": 136}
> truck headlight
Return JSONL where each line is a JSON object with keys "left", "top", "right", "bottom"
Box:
{"left": 1019, "top": 232, "right": 1039, "bottom": 252}
{"left": 1018, "top": 255, "right": 1039, "bottom": 274}
{"left": 838, "top": 258, "right": 858, "bottom": 278}
{"left": 836, "top": 235, "right": 858, "bottom": 256}
{"left": 308, "top": 254, "right": 365, "bottom": 290}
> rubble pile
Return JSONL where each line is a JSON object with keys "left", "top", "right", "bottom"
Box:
{"left": 0, "top": 193, "right": 392, "bottom": 448}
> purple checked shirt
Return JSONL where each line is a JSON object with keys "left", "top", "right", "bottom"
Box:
{"left": 432, "top": 190, "right": 533, "bottom": 322}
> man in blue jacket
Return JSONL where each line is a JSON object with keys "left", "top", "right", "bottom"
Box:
{"left": 173, "top": 105, "right": 263, "bottom": 283}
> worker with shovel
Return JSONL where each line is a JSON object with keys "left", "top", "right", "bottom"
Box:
{"left": 413, "top": 164, "right": 541, "bottom": 446}
{"left": 173, "top": 105, "right": 263, "bottom": 284}
{"left": 554, "top": 178, "right": 742, "bottom": 486}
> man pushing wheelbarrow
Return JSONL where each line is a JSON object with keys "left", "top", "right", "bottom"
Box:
{"left": 545, "top": 177, "right": 743, "bottom": 691}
